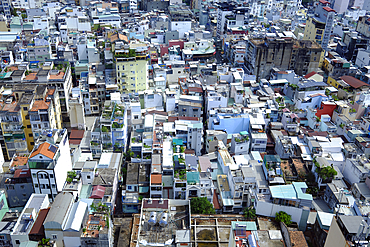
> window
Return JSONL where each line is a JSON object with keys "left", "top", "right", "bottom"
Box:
{"left": 20, "top": 185, "right": 25, "bottom": 189}
{"left": 35, "top": 184, "right": 38, "bottom": 188}
{"left": 32, "top": 173, "right": 36, "bottom": 178}
{"left": 128, "top": 186, "right": 132, "bottom": 190}
{"left": 52, "top": 235, "right": 57, "bottom": 240}
{"left": 27, "top": 125, "right": 31, "bottom": 128}
{"left": 16, "top": 240, "right": 20, "bottom": 245}
{"left": 22, "top": 193, "right": 27, "bottom": 197}
{"left": 29, "top": 133, "right": 33, "bottom": 137}
{"left": 52, "top": 184, "right": 55, "bottom": 188}
{"left": 49, "top": 174, "right": 53, "bottom": 178}
{"left": 30, "top": 142, "right": 34, "bottom": 145}
{"left": 23, "top": 107, "right": 28, "bottom": 111}
{"left": 87, "top": 175, "right": 91, "bottom": 179}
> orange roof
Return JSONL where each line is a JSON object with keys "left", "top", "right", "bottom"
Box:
{"left": 6, "top": 66, "right": 18, "bottom": 72}
{"left": 151, "top": 174, "right": 162, "bottom": 184}
{"left": 24, "top": 73, "right": 37, "bottom": 81}
{"left": 2, "top": 101, "right": 19, "bottom": 112}
{"left": 110, "top": 33, "right": 128, "bottom": 43}
{"left": 10, "top": 156, "right": 28, "bottom": 168}
{"left": 49, "top": 72, "right": 64, "bottom": 80}
{"left": 30, "top": 100, "right": 50, "bottom": 112}
{"left": 30, "top": 142, "right": 58, "bottom": 159}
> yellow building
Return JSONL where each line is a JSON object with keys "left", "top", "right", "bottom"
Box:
{"left": 327, "top": 76, "right": 350, "bottom": 90}
{"left": 19, "top": 94, "right": 35, "bottom": 152}
{"left": 115, "top": 42, "right": 148, "bottom": 93}
{"left": 303, "top": 17, "right": 325, "bottom": 45}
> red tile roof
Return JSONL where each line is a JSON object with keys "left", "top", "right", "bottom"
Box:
{"left": 30, "top": 100, "right": 50, "bottom": 112}
{"left": 340, "top": 76, "right": 368, "bottom": 89}
{"left": 30, "top": 142, "right": 58, "bottom": 160}
{"left": 304, "top": 71, "right": 317, "bottom": 79}
{"left": 323, "top": 6, "right": 336, "bottom": 12}
{"left": 319, "top": 0, "right": 330, "bottom": 4}
{"left": 151, "top": 174, "right": 162, "bottom": 184}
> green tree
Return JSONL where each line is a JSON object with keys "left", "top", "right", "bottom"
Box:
{"left": 190, "top": 197, "right": 215, "bottom": 214}
{"left": 275, "top": 211, "right": 292, "bottom": 225}
{"left": 243, "top": 206, "right": 256, "bottom": 219}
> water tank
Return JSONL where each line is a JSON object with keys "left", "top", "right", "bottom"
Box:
{"left": 148, "top": 212, "right": 157, "bottom": 226}
{"left": 248, "top": 234, "right": 257, "bottom": 247}
{"left": 159, "top": 212, "right": 168, "bottom": 227}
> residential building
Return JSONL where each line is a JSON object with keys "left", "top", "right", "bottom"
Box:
{"left": 28, "top": 129, "right": 72, "bottom": 200}
{"left": 0, "top": 96, "right": 29, "bottom": 160}
{"left": 63, "top": 200, "right": 88, "bottom": 247}
{"left": 303, "top": 0, "right": 335, "bottom": 50}
{"left": 168, "top": 5, "right": 193, "bottom": 39}
{"left": 230, "top": 132, "right": 250, "bottom": 156}
{"left": 114, "top": 41, "right": 148, "bottom": 93}
{"left": 5, "top": 169, "right": 34, "bottom": 208}
{"left": 10, "top": 194, "right": 49, "bottom": 247}
{"left": 43, "top": 192, "right": 73, "bottom": 247}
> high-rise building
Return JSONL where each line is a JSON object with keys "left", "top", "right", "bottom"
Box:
{"left": 303, "top": 0, "right": 335, "bottom": 50}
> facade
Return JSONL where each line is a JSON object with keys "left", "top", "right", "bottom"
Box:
{"left": 43, "top": 192, "right": 74, "bottom": 247}
{"left": 10, "top": 194, "right": 49, "bottom": 247}
{"left": 303, "top": 0, "right": 335, "bottom": 50}
{"left": 5, "top": 169, "right": 34, "bottom": 208}
{"left": 115, "top": 41, "right": 148, "bottom": 93}
{"left": 28, "top": 130, "right": 72, "bottom": 200}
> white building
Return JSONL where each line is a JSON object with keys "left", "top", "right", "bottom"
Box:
{"left": 28, "top": 130, "right": 72, "bottom": 200}
{"left": 11, "top": 194, "right": 49, "bottom": 247}
{"left": 355, "top": 49, "right": 370, "bottom": 68}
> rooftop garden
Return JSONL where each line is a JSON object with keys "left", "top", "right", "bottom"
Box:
{"left": 175, "top": 169, "right": 186, "bottom": 180}
{"left": 90, "top": 202, "right": 109, "bottom": 213}
{"left": 115, "top": 49, "right": 136, "bottom": 58}
{"left": 66, "top": 171, "right": 77, "bottom": 183}
{"left": 235, "top": 136, "right": 249, "bottom": 143}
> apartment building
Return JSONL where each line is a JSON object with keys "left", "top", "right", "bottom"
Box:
{"left": 28, "top": 129, "right": 72, "bottom": 200}
{"left": 0, "top": 96, "right": 29, "bottom": 160}
{"left": 10, "top": 194, "right": 49, "bottom": 247}
{"left": 303, "top": 0, "right": 335, "bottom": 50}
{"left": 115, "top": 41, "right": 148, "bottom": 93}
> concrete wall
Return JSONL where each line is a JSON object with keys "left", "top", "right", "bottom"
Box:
{"left": 255, "top": 200, "right": 303, "bottom": 225}
{"left": 324, "top": 217, "right": 350, "bottom": 247}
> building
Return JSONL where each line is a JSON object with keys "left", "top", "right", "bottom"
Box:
{"left": 43, "top": 192, "right": 74, "bottom": 247}
{"left": 5, "top": 169, "right": 34, "bottom": 208}
{"left": 10, "top": 194, "right": 49, "bottom": 247}
{"left": 168, "top": 5, "right": 193, "bottom": 39}
{"left": 28, "top": 130, "right": 72, "bottom": 200}
{"left": 303, "top": 0, "right": 335, "bottom": 50}
{"left": 115, "top": 41, "right": 148, "bottom": 94}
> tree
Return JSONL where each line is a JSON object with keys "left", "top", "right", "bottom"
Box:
{"left": 190, "top": 197, "right": 215, "bottom": 214}
{"left": 275, "top": 211, "right": 292, "bottom": 225}
{"left": 243, "top": 206, "right": 256, "bottom": 219}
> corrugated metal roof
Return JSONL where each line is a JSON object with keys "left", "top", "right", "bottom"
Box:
{"left": 90, "top": 185, "right": 106, "bottom": 199}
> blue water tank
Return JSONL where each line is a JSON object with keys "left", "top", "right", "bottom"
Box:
{"left": 47, "top": 133, "right": 52, "bottom": 137}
